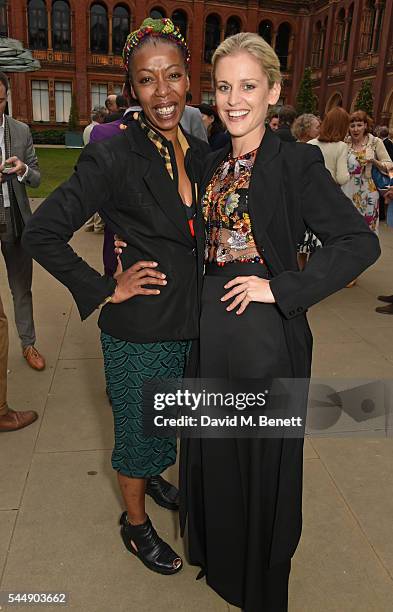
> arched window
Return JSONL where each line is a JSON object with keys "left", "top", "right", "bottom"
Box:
{"left": 311, "top": 21, "right": 321, "bottom": 68}
{"left": 28, "top": 0, "right": 48, "bottom": 50}
{"left": 52, "top": 1, "right": 71, "bottom": 52}
{"left": 332, "top": 9, "right": 345, "bottom": 63}
{"left": 259, "top": 20, "right": 273, "bottom": 46}
{"left": 225, "top": 16, "right": 241, "bottom": 39}
{"left": 275, "top": 23, "right": 291, "bottom": 71}
{"left": 360, "top": 0, "right": 384, "bottom": 53}
{"left": 344, "top": 4, "right": 354, "bottom": 60}
{"left": 113, "top": 5, "right": 130, "bottom": 55}
{"left": 90, "top": 4, "right": 108, "bottom": 54}
{"left": 172, "top": 10, "right": 187, "bottom": 39}
{"left": 0, "top": 0, "right": 8, "bottom": 37}
{"left": 150, "top": 7, "right": 166, "bottom": 19}
{"left": 204, "top": 15, "right": 221, "bottom": 64}
{"left": 311, "top": 17, "right": 328, "bottom": 68}
{"left": 372, "top": 0, "right": 385, "bottom": 52}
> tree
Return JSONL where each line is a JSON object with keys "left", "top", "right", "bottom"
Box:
{"left": 354, "top": 80, "right": 374, "bottom": 117}
{"left": 68, "top": 93, "right": 80, "bottom": 131}
{"left": 296, "top": 67, "right": 317, "bottom": 115}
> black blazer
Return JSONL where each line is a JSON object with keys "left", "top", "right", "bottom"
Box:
{"left": 22, "top": 122, "right": 210, "bottom": 343}
{"left": 201, "top": 129, "right": 381, "bottom": 379}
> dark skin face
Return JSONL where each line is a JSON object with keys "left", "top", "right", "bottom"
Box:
{"left": 129, "top": 40, "right": 189, "bottom": 141}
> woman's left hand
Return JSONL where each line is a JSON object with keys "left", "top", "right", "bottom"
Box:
{"left": 221, "top": 275, "right": 275, "bottom": 315}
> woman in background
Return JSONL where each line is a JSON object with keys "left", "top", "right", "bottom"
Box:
{"left": 298, "top": 107, "right": 351, "bottom": 270}
{"left": 342, "top": 110, "right": 392, "bottom": 234}
{"left": 291, "top": 113, "right": 320, "bottom": 143}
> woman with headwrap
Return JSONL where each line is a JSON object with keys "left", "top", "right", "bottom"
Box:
{"left": 22, "top": 18, "right": 209, "bottom": 576}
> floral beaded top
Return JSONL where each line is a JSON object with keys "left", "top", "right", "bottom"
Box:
{"left": 202, "top": 148, "right": 263, "bottom": 264}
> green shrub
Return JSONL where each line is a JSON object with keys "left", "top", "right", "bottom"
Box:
{"left": 31, "top": 130, "right": 66, "bottom": 145}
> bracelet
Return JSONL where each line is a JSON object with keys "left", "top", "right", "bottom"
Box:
{"left": 99, "top": 286, "right": 117, "bottom": 309}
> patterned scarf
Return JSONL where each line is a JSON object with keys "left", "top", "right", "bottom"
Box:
{"left": 137, "top": 112, "right": 189, "bottom": 180}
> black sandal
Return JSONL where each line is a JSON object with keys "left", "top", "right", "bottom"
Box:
{"left": 119, "top": 512, "right": 183, "bottom": 575}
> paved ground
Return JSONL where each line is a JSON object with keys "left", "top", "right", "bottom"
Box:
{"left": 1, "top": 213, "right": 393, "bottom": 612}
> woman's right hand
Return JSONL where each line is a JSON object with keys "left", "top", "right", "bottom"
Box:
{"left": 111, "top": 259, "right": 167, "bottom": 303}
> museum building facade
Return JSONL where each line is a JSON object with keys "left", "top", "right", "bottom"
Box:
{"left": 2, "top": 0, "right": 393, "bottom": 129}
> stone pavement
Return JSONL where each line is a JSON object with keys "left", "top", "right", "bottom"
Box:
{"left": 1, "top": 215, "right": 393, "bottom": 612}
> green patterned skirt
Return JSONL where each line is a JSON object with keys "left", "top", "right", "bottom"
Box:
{"left": 101, "top": 333, "right": 190, "bottom": 478}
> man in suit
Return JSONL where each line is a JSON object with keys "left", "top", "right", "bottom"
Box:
{"left": 0, "top": 289, "right": 38, "bottom": 431}
{"left": 180, "top": 92, "right": 208, "bottom": 142}
{"left": 104, "top": 94, "right": 128, "bottom": 123}
{"left": 0, "top": 72, "right": 45, "bottom": 371}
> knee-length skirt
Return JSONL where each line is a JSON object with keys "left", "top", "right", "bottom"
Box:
{"left": 101, "top": 333, "right": 190, "bottom": 478}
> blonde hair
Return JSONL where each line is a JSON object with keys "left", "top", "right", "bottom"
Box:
{"left": 292, "top": 114, "right": 319, "bottom": 141}
{"left": 212, "top": 32, "right": 282, "bottom": 89}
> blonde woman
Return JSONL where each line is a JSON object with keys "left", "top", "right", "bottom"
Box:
{"left": 180, "top": 34, "right": 380, "bottom": 611}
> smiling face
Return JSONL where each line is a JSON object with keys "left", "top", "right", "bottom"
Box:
{"left": 214, "top": 51, "right": 281, "bottom": 150}
{"left": 129, "top": 40, "right": 189, "bottom": 137}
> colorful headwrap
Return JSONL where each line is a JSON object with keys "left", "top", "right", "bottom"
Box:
{"left": 122, "top": 18, "right": 191, "bottom": 73}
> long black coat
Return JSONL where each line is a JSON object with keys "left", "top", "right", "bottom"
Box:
{"left": 181, "top": 128, "right": 380, "bottom": 568}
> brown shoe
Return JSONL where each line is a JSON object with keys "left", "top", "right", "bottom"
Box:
{"left": 375, "top": 304, "right": 393, "bottom": 315}
{"left": 23, "top": 345, "right": 46, "bottom": 371}
{"left": 0, "top": 407, "right": 38, "bottom": 432}
{"left": 377, "top": 295, "right": 393, "bottom": 304}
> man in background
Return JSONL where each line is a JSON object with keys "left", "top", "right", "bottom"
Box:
{"left": 267, "top": 107, "right": 279, "bottom": 131}
{"left": 104, "top": 95, "right": 128, "bottom": 123}
{"left": 0, "top": 72, "right": 45, "bottom": 371}
{"left": 276, "top": 105, "right": 297, "bottom": 142}
{"left": 376, "top": 186, "right": 393, "bottom": 314}
{"left": 378, "top": 126, "right": 393, "bottom": 160}
{"left": 180, "top": 92, "right": 208, "bottom": 142}
{"left": 0, "top": 289, "right": 38, "bottom": 431}
{"left": 83, "top": 105, "right": 108, "bottom": 233}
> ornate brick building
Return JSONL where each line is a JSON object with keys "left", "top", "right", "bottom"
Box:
{"left": 3, "top": 0, "right": 393, "bottom": 129}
